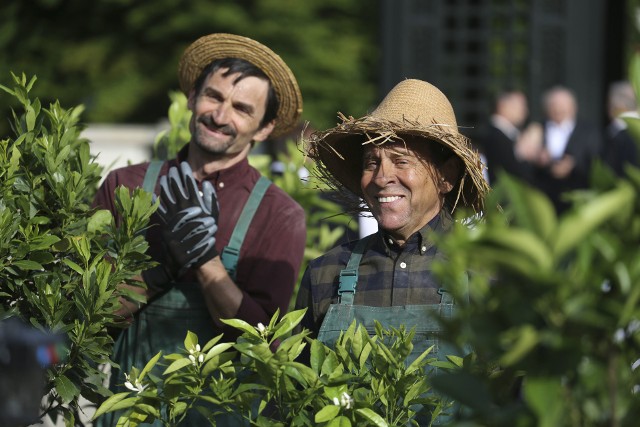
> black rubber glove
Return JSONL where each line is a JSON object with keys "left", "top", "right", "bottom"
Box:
{"left": 162, "top": 206, "right": 218, "bottom": 273}
{"left": 158, "top": 161, "right": 219, "bottom": 222}
{"left": 157, "top": 162, "right": 220, "bottom": 275}
{"left": 141, "top": 263, "right": 176, "bottom": 293}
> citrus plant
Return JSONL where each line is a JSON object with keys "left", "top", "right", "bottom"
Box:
{"left": 94, "top": 309, "right": 451, "bottom": 426}
{"left": 426, "top": 52, "right": 640, "bottom": 427}
{"left": 0, "top": 73, "right": 156, "bottom": 426}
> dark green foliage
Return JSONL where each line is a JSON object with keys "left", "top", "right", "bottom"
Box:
{"left": 94, "top": 310, "right": 450, "bottom": 426}
{"left": 431, "top": 169, "right": 640, "bottom": 426}
{"left": 0, "top": 73, "right": 157, "bottom": 426}
{"left": 0, "top": 0, "right": 379, "bottom": 136}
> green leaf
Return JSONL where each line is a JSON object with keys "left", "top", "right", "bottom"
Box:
{"left": 204, "top": 342, "right": 234, "bottom": 362}
{"left": 499, "top": 325, "right": 539, "bottom": 366}
{"left": 139, "top": 351, "right": 162, "bottom": 380}
{"left": 13, "top": 259, "right": 44, "bottom": 270}
{"left": 97, "top": 396, "right": 139, "bottom": 419}
{"left": 220, "top": 318, "right": 260, "bottom": 337}
{"left": 29, "top": 234, "right": 61, "bottom": 251}
{"left": 201, "top": 334, "right": 224, "bottom": 352}
{"left": 184, "top": 330, "right": 198, "bottom": 350}
{"left": 272, "top": 308, "right": 307, "bottom": 342}
{"left": 315, "top": 405, "right": 341, "bottom": 423}
{"left": 62, "top": 258, "right": 84, "bottom": 275}
{"left": 553, "top": 183, "right": 634, "bottom": 258}
{"left": 92, "top": 393, "right": 132, "bottom": 419}
{"left": 356, "top": 408, "right": 388, "bottom": 427}
{"left": 163, "top": 357, "right": 192, "bottom": 375}
{"left": 524, "top": 377, "right": 565, "bottom": 427}
{"left": 327, "top": 415, "right": 352, "bottom": 427}
{"left": 54, "top": 374, "right": 80, "bottom": 404}
{"left": 88, "top": 209, "right": 113, "bottom": 233}
{"left": 310, "top": 339, "right": 327, "bottom": 374}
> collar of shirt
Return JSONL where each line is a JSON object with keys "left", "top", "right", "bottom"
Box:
{"left": 379, "top": 210, "right": 453, "bottom": 256}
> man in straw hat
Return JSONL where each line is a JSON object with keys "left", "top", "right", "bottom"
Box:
{"left": 295, "top": 78, "right": 488, "bottom": 368}
{"left": 93, "top": 33, "right": 306, "bottom": 425}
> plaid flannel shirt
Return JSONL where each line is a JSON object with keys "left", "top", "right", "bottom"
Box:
{"left": 295, "top": 210, "right": 453, "bottom": 336}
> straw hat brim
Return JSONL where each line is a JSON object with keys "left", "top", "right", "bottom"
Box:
{"left": 309, "top": 113, "right": 489, "bottom": 213}
{"left": 178, "top": 33, "right": 303, "bottom": 138}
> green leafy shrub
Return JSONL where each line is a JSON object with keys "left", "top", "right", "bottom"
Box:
{"left": 426, "top": 53, "right": 640, "bottom": 427}
{"left": 0, "top": 73, "right": 157, "bottom": 425}
{"left": 430, "top": 169, "right": 640, "bottom": 426}
{"left": 94, "top": 309, "right": 452, "bottom": 426}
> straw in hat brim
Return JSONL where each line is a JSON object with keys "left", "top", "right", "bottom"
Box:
{"left": 309, "top": 113, "right": 489, "bottom": 214}
{"left": 178, "top": 33, "right": 303, "bottom": 138}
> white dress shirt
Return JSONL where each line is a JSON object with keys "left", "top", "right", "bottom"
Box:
{"left": 545, "top": 120, "right": 575, "bottom": 160}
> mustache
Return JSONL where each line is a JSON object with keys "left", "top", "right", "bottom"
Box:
{"left": 198, "top": 116, "right": 237, "bottom": 137}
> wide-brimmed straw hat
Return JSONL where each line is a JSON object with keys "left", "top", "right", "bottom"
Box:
{"left": 308, "top": 79, "right": 488, "bottom": 213}
{"left": 178, "top": 33, "right": 303, "bottom": 138}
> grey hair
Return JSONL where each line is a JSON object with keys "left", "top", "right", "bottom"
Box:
{"left": 608, "top": 80, "right": 637, "bottom": 113}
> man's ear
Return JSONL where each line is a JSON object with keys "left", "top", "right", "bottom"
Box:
{"left": 439, "top": 156, "right": 462, "bottom": 194}
{"left": 187, "top": 89, "right": 197, "bottom": 110}
{"left": 253, "top": 120, "right": 276, "bottom": 143}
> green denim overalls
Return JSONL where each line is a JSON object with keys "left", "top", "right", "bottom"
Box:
{"left": 317, "top": 234, "right": 463, "bottom": 424}
{"left": 98, "top": 161, "right": 270, "bottom": 426}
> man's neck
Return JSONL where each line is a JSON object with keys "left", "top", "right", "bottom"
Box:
{"left": 186, "top": 142, "right": 252, "bottom": 180}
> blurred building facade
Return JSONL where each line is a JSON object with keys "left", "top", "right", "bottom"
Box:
{"left": 379, "top": 0, "right": 629, "bottom": 140}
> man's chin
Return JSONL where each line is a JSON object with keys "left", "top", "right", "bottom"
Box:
{"left": 193, "top": 137, "right": 231, "bottom": 156}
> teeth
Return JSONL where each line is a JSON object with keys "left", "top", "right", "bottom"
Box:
{"left": 378, "top": 196, "right": 401, "bottom": 203}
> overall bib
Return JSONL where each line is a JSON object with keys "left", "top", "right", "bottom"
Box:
{"left": 317, "top": 234, "right": 462, "bottom": 425}
{"left": 99, "top": 161, "right": 270, "bottom": 426}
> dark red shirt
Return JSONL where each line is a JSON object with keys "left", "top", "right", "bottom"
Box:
{"left": 93, "top": 146, "right": 307, "bottom": 337}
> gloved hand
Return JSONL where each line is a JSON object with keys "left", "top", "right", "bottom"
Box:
{"left": 157, "top": 161, "right": 220, "bottom": 276}
{"left": 158, "top": 161, "right": 219, "bottom": 222}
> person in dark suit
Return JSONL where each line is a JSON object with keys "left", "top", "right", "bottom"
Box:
{"left": 532, "top": 86, "right": 602, "bottom": 214}
{"left": 602, "top": 80, "right": 639, "bottom": 177}
{"left": 476, "top": 90, "right": 539, "bottom": 186}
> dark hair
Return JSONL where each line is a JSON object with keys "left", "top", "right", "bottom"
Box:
{"left": 192, "top": 58, "right": 279, "bottom": 129}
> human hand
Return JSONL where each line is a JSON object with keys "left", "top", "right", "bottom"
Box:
{"left": 550, "top": 155, "right": 575, "bottom": 179}
{"left": 157, "top": 162, "right": 220, "bottom": 276}
{"left": 158, "top": 161, "right": 219, "bottom": 223}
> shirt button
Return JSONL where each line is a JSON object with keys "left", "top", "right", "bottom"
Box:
{"left": 400, "top": 262, "right": 407, "bottom": 269}
{"left": 219, "top": 182, "right": 225, "bottom": 189}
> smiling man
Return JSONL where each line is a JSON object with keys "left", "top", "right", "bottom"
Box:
{"left": 295, "top": 79, "right": 488, "bottom": 363}
{"left": 93, "top": 33, "right": 306, "bottom": 426}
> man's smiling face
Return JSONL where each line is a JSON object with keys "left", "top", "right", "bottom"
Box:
{"left": 188, "top": 68, "right": 274, "bottom": 161}
{"left": 360, "top": 139, "right": 449, "bottom": 244}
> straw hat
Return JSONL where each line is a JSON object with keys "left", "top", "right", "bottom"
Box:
{"left": 178, "top": 33, "right": 303, "bottom": 138}
{"left": 308, "top": 79, "right": 488, "bottom": 213}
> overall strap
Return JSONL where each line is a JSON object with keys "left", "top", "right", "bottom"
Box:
{"left": 221, "top": 176, "right": 271, "bottom": 280}
{"left": 337, "top": 234, "right": 374, "bottom": 305}
{"left": 142, "top": 160, "right": 164, "bottom": 194}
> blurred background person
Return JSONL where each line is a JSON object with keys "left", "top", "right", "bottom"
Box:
{"left": 532, "top": 85, "right": 602, "bottom": 214}
{"left": 476, "top": 90, "right": 540, "bottom": 186}
{"left": 602, "top": 80, "right": 639, "bottom": 177}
